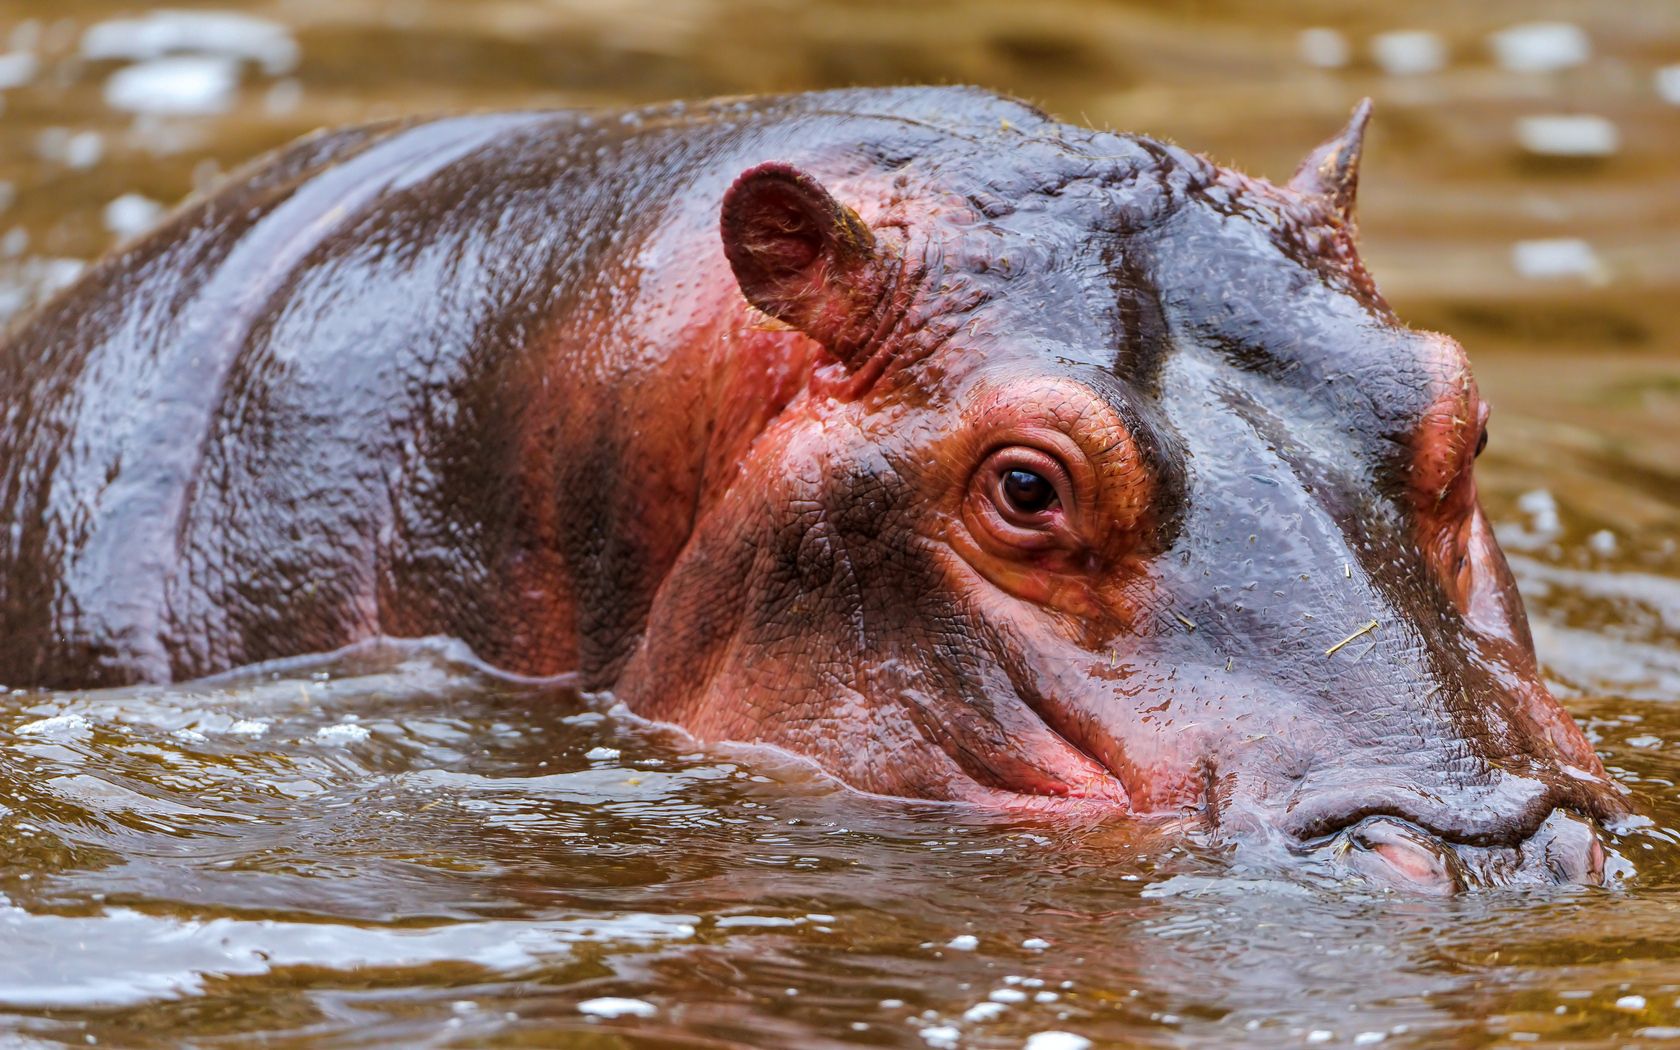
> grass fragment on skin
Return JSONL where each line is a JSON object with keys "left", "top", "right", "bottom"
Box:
{"left": 1325, "top": 619, "right": 1379, "bottom": 657}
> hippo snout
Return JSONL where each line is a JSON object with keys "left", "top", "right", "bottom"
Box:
{"left": 1294, "top": 805, "right": 1616, "bottom": 894}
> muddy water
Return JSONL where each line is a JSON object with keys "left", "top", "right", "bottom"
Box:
{"left": 0, "top": 1, "right": 1677, "bottom": 1046}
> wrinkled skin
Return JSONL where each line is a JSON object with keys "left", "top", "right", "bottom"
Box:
{"left": 0, "top": 88, "right": 1631, "bottom": 892}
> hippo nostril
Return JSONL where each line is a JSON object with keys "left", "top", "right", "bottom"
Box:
{"left": 1331, "top": 816, "right": 1468, "bottom": 895}
{"left": 1522, "top": 809, "right": 1608, "bottom": 885}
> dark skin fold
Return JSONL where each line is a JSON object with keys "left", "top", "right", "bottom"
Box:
{"left": 0, "top": 87, "right": 1631, "bottom": 891}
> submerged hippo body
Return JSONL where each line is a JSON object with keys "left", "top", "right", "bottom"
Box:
{"left": 0, "top": 88, "right": 1629, "bottom": 890}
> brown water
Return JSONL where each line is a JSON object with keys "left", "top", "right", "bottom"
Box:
{"left": 0, "top": 2, "right": 1678, "bottom": 1046}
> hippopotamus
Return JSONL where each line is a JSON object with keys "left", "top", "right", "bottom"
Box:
{"left": 0, "top": 87, "right": 1630, "bottom": 891}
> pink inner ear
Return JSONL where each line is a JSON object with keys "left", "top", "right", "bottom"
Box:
{"left": 719, "top": 162, "right": 886, "bottom": 367}
{"left": 734, "top": 183, "right": 822, "bottom": 279}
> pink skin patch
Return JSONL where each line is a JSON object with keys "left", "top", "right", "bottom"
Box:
{"left": 1408, "top": 336, "right": 1502, "bottom": 625}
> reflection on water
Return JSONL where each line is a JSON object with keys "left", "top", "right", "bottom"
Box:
{"left": 0, "top": 0, "right": 1676, "bottom": 1046}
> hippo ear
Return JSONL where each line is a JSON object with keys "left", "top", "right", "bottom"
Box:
{"left": 720, "top": 162, "right": 892, "bottom": 370}
{"left": 1288, "top": 98, "right": 1373, "bottom": 228}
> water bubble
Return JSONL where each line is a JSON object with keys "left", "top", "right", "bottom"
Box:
{"left": 1025, "top": 1033, "right": 1093, "bottom": 1050}
{"left": 1617, "top": 994, "right": 1648, "bottom": 1011}
{"left": 0, "top": 52, "right": 38, "bottom": 90}
{"left": 1488, "top": 23, "right": 1591, "bottom": 73}
{"left": 918, "top": 1023, "right": 960, "bottom": 1048}
{"left": 1516, "top": 114, "right": 1619, "bottom": 157}
{"left": 103, "top": 194, "right": 164, "bottom": 238}
{"left": 1659, "top": 65, "right": 1680, "bottom": 105}
{"left": 104, "top": 56, "right": 240, "bottom": 115}
{"left": 1298, "top": 29, "right": 1350, "bottom": 69}
{"left": 35, "top": 127, "right": 101, "bottom": 168}
{"left": 946, "top": 934, "right": 978, "bottom": 951}
{"left": 962, "top": 1001, "right": 1005, "bottom": 1022}
{"left": 62, "top": 131, "right": 102, "bottom": 170}
{"left": 1588, "top": 530, "right": 1619, "bottom": 557}
{"left": 1371, "top": 31, "right": 1447, "bottom": 76}
{"left": 1511, "top": 239, "right": 1605, "bottom": 282}
{"left": 1517, "top": 489, "right": 1563, "bottom": 535}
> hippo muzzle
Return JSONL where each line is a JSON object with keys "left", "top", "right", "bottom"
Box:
{"left": 1206, "top": 722, "right": 1629, "bottom": 892}
{"left": 1293, "top": 803, "right": 1616, "bottom": 894}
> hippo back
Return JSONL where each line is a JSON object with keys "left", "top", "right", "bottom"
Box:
{"left": 0, "top": 88, "right": 1052, "bottom": 688}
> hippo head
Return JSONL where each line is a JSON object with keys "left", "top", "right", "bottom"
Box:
{"left": 622, "top": 100, "right": 1630, "bottom": 893}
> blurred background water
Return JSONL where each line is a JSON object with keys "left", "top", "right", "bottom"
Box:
{"left": 0, "top": 2, "right": 1676, "bottom": 1047}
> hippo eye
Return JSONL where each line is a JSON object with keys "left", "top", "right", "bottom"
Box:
{"left": 962, "top": 428, "right": 1109, "bottom": 563}
{"left": 977, "top": 445, "right": 1075, "bottom": 538}
{"left": 1001, "top": 469, "right": 1057, "bottom": 515}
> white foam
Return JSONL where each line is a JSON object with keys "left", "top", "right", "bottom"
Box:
{"left": 946, "top": 934, "right": 978, "bottom": 950}
{"left": 577, "top": 996, "right": 656, "bottom": 1019}
{"left": 15, "top": 713, "right": 91, "bottom": 738}
{"left": 315, "top": 723, "right": 370, "bottom": 745}
{"left": 82, "top": 11, "right": 298, "bottom": 75}
{"left": 104, "top": 56, "right": 240, "bottom": 115}
{"left": 919, "top": 1024, "right": 960, "bottom": 1048}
